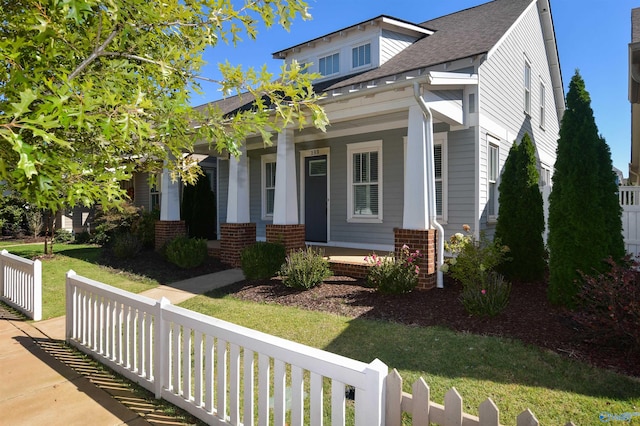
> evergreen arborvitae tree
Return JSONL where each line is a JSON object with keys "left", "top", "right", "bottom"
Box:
{"left": 181, "top": 174, "right": 216, "bottom": 240}
{"left": 547, "top": 71, "right": 624, "bottom": 307}
{"left": 495, "top": 133, "right": 545, "bottom": 282}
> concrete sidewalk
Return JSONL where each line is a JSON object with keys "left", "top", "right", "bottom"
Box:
{"left": 0, "top": 268, "right": 245, "bottom": 425}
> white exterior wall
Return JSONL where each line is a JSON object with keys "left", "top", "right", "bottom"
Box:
{"left": 477, "top": 0, "right": 561, "bottom": 230}
{"left": 380, "top": 30, "right": 418, "bottom": 65}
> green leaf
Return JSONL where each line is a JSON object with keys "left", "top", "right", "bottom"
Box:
{"left": 11, "top": 89, "right": 39, "bottom": 118}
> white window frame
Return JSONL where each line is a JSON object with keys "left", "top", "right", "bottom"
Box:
{"left": 261, "top": 154, "right": 277, "bottom": 220}
{"left": 347, "top": 140, "right": 383, "bottom": 223}
{"left": 539, "top": 163, "right": 551, "bottom": 188}
{"left": 319, "top": 52, "right": 339, "bottom": 76}
{"left": 352, "top": 42, "right": 371, "bottom": 69}
{"left": 488, "top": 139, "right": 500, "bottom": 222}
{"left": 150, "top": 173, "right": 161, "bottom": 212}
{"left": 524, "top": 59, "right": 531, "bottom": 115}
{"left": 539, "top": 79, "right": 546, "bottom": 129}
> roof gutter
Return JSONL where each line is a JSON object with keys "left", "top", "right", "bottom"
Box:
{"left": 413, "top": 81, "right": 445, "bottom": 289}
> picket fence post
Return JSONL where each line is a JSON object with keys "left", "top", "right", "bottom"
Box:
{"left": 360, "top": 358, "right": 387, "bottom": 425}
{"left": 65, "top": 270, "right": 76, "bottom": 342}
{"left": 32, "top": 258, "right": 42, "bottom": 321}
{"left": 0, "top": 250, "right": 6, "bottom": 300}
{"left": 154, "top": 296, "right": 170, "bottom": 399}
{"left": 516, "top": 408, "right": 539, "bottom": 426}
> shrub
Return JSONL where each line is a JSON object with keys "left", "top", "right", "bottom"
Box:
{"left": 131, "top": 209, "right": 159, "bottom": 249}
{"left": 75, "top": 231, "right": 92, "bottom": 244}
{"left": 573, "top": 256, "right": 640, "bottom": 350}
{"left": 366, "top": 245, "right": 420, "bottom": 294}
{"left": 461, "top": 271, "right": 511, "bottom": 317}
{"left": 240, "top": 242, "right": 286, "bottom": 280}
{"left": 442, "top": 225, "right": 509, "bottom": 290}
{"left": 91, "top": 202, "right": 140, "bottom": 245}
{"left": 111, "top": 233, "right": 142, "bottom": 259}
{"left": 53, "top": 229, "right": 74, "bottom": 243}
{"left": 280, "top": 247, "right": 332, "bottom": 289}
{"left": 442, "top": 226, "right": 511, "bottom": 316}
{"left": 165, "top": 236, "right": 207, "bottom": 269}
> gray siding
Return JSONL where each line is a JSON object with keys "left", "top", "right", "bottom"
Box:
{"left": 326, "top": 128, "right": 405, "bottom": 247}
{"left": 133, "top": 172, "right": 151, "bottom": 211}
{"left": 380, "top": 30, "right": 418, "bottom": 65}
{"left": 444, "top": 127, "right": 477, "bottom": 236}
{"left": 478, "top": 2, "right": 560, "bottom": 229}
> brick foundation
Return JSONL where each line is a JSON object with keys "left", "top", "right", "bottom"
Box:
{"left": 394, "top": 228, "right": 437, "bottom": 290}
{"left": 329, "top": 261, "right": 370, "bottom": 279}
{"left": 220, "top": 223, "right": 256, "bottom": 267}
{"left": 155, "top": 220, "right": 187, "bottom": 251}
{"left": 266, "top": 224, "right": 306, "bottom": 254}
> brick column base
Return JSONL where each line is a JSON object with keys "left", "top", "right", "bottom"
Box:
{"left": 155, "top": 220, "right": 187, "bottom": 251}
{"left": 220, "top": 223, "right": 256, "bottom": 267}
{"left": 394, "top": 228, "right": 437, "bottom": 290}
{"left": 266, "top": 224, "right": 306, "bottom": 254}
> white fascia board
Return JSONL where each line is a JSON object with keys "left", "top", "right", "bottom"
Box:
{"left": 427, "top": 71, "right": 479, "bottom": 86}
{"left": 380, "top": 17, "right": 434, "bottom": 36}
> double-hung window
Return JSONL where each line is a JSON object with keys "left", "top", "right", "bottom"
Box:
{"left": 539, "top": 81, "right": 546, "bottom": 129}
{"left": 262, "top": 154, "right": 276, "bottom": 219}
{"left": 150, "top": 173, "right": 161, "bottom": 211}
{"left": 319, "top": 53, "right": 339, "bottom": 76}
{"left": 347, "top": 141, "right": 382, "bottom": 222}
{"left": 488, "top": 142, "right": 499, "bottom": 220}
{"left": 352, "top": 43, "right": 371, "bottom": 68}
{"left": 524, "top": 60, "right": 531, "bottom": 115}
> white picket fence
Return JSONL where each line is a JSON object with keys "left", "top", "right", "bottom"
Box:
{"left": 620, "top": 186, "right": 640, "bottom": 257}
{"left": 385, "top": 370, "right": 573, "bottom": 426}
{"left": 0, "top": 249, "right": 42, "bottom": 320}
{"left": 65, "top": 270, "right": 387, "bottom": 426}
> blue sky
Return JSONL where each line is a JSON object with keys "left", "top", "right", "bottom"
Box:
{"left": 191, "top": 0, "right": 637, "bottom": 175}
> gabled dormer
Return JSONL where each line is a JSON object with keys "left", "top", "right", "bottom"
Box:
{"left": 272, "top": 16, "right": 432, "bottom": 82}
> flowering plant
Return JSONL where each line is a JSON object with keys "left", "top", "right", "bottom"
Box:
{"left": 442, "top": 225, "right": 511, "bottom": 316}
{"left": 365, "top": 244, "right": 421, "bottom": 294}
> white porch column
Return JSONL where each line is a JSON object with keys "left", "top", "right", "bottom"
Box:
{"left": 273, "top": 129, "right": 299, "bottom": 225}
{"left": 403, "top": 104, "right": 431, "bottom": 229}
{"left": 226, "top": 144, "right": 251, "bottom": 223}
{"left": 160, "top": 163, "right": 181, "bottom": 221}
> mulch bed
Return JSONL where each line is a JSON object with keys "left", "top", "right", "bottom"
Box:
{"left": 215, "top": 275, "right": 640, "bottom": 379}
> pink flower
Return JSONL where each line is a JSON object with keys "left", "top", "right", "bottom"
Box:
{"left": 402, "top": 244, "right": 409, "bottom": 250}
{"left": 481, "top": 289, "right": 486, "bottom": 295}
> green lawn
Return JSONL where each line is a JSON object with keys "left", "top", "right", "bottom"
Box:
{"left": 5, "top": 243, "right": 159, "bottom": 319}
{"left": 179, "top": 294, "right": 640, "bottom": 426}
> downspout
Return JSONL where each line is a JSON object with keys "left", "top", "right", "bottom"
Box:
{"left": 413, "top": 82, "right": 445, "bottom": 288}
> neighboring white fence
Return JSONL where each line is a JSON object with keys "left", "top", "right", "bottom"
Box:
{"left": 619, "top": 186, "right": 640, "bottom": 257}
{"left": 0, "top": 249, "right": 42, "bottom": 321}
{"left": 65, "top": 271, "right": 387, "bottom": 426}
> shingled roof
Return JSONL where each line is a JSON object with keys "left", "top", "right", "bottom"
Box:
{"left": 324, "top": 0, "right": 534, "bottom": 91}
{"left": 203, "top": 0, "right": 534, "bottom": 114}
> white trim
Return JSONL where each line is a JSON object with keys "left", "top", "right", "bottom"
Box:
{"left": 299, "top": 147, "right": 331, "bottom": 240}
{"left": 261, "top": 154, "right": 277, "bottom": 220}
{"left": 347, "top": 140, "right": 383, "bottom": 223}
{"left": 351, "top": 41, "right": 372, "bottom": 70}
{"left": 487, "top": 136, "right": 500, "bottom": 223}
{"left": 524, "top": 58, "right": 532, "bottom": 116}
{"left": 539, "top": 78, "right": 546, "bottom": 130}
{"left": 319, "top": 51, "right": 340, "bottom": 77}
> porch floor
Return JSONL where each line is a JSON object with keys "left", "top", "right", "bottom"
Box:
{"left": 206, "top": 240, "right": 388, "bottom": 267}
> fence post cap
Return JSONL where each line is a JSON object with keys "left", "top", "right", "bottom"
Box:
{"left": 66, "top": 269, "right": 77, "bottom": 277}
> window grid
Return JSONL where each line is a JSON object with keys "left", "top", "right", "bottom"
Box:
{"left": 347, "top": 141, "right": 382, "bottom": 222}
{"left": 265, "top": 162, "right": 276, "bottom": 216}
{"left": 352, "top": 43, "right": 371, "bottom": 68}
{"left": 319, "top": 53, "right": 339, "bottom": 76}
{"left": 488, "top": 144, "right": 499, "bottom": 218}
{"left": 150, "top": 173, "right": 161, "bottom": 211}
{"left": 524, "top": 61, "right": 531, "bottom": 115}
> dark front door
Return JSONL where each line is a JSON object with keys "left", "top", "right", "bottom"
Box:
{"left": 305, "top": 155, "right": 328, "bottom": 242}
